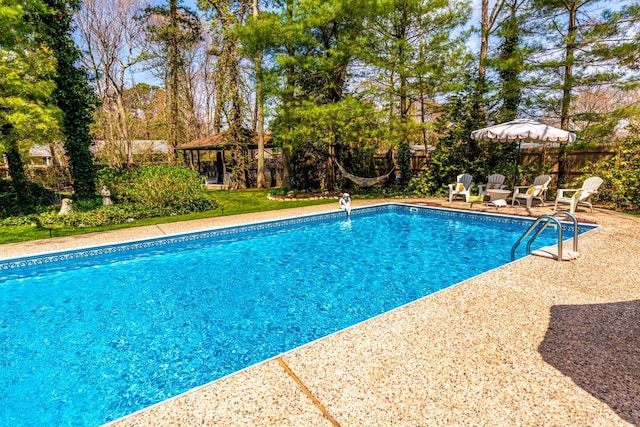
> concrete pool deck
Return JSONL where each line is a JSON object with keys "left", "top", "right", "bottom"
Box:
{"left": 2, "top": 198, "right": 639, "bottom": 426}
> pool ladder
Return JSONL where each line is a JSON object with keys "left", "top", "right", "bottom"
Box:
{"left": 511, "top": 211, "right": 579, "bottom": 262}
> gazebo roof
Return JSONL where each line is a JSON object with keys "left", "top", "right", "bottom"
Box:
{"left": 176, "top": 129, "right": 272, "bottom": 150}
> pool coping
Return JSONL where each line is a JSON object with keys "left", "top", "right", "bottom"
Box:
{"left": 2, "top": 198, "right": 638, "bottom": 426}
{"left": 97, "top": 203, "right": 597, "bottom": 424}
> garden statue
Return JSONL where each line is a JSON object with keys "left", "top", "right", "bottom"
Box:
{"left": 101, "top": 185, "right": 112, "bottom": 206}
{"left": 339, "top": 192, "right": 351, "bottom": 216}
{"left": 58, "top": 198, "right": 73, "bottom": 215}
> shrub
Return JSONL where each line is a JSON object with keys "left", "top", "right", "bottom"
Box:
{"left": 580, "top": 132, "right": 640, "bottom": 212}
{"left": 407, "top": 171, "right": 436, "bottom": 196}
{"left": 1, "top": 165, "right": 217, "bottom": 228}
{"left": 1, "top": 199, "right": 218, "bottom": 229}
{"left": 98, "top": 165, "right": 209, "bottom": 209}
{"left": 0, "top": 179, "right": 60, "bottom": 217}
{"left": 1, "top": 213, "right": 40, "bottom": 226}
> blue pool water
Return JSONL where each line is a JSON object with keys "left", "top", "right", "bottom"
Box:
{"left": 0, "top": 204, "right": 594, "bottom": 426}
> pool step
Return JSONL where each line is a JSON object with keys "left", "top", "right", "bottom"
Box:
{"left": 532, "top": 245, "right": 580, "bottom": 261}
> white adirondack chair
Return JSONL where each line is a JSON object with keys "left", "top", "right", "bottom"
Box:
{"left": 554, "top": 176, "right": 604, "bottom": 214}
{"left": 478, "top": 173, "right": 507, "bottom": 196}
{"left": 511, "top": 175, "right": 552, "bottom": 209}
{"left": 448, "top": 173, "right": 474, "bottom": 202}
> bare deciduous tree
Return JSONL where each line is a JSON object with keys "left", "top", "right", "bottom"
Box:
{"left": 76, "top": 0, "right": 151, "bottom": 166}
{"left": 138, "top": 0, "right": 202, "bottom": 163}
{"left": 201, "top": 0, "right": 253, "bottom": 188}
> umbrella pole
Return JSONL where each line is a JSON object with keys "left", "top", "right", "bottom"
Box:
{"left": 513, "top": 141, "right": 522, "bottom": 188}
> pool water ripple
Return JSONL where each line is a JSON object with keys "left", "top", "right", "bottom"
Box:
{"left": 0, "top": 206, "right": 592, "bottom": 426}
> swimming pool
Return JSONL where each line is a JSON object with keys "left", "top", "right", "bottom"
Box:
{"left": 0, "top": 204, "right": 595, "bottom": 426}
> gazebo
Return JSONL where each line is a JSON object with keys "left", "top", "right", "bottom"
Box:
{"left": 176, "top": 129, "right": 277, "bottom": 187}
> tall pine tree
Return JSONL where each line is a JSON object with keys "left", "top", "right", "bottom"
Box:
{"left": 139, "top": 0, "right": 202, "bottom": 163}
{"left": 529, "top": 0, "right": 624, "bottom": 185}
{"left": 1, "top": 0, "right": 60, "bottom": 210}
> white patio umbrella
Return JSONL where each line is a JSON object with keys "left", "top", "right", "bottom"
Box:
{"left": 470, "top": 118, "right": 576, "bottom": 186}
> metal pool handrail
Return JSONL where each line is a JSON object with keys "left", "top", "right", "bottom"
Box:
{"left": 511, "top": 211, "right": 578, "bottom": 261}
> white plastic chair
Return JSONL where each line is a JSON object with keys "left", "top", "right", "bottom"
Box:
{"left": 511, "top": 175, "right": 552, "bottom": 209}
{"left": 554, "top": 176, "right": 603, "bottom": 214}
{"left": 478, "top": 173, "right": 506, "bottom": 196}
{"left": 448, "top": 173, "right": 474, "bottom": 202}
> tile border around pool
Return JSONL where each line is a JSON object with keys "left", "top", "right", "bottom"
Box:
{"left": 0, "top": 203, "right": 597, "bottom": 271}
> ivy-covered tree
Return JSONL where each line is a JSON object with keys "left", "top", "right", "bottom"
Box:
{"left": 493, "top": 0, "right": 529, "bottom": 123}
{"left": 474, "top": 0, "right": 504, "bottom": 124}
{"left": 226, "top": 0, "right": 269, "bottom": 187}
{"left": 29, "top": 0, "right": 98, "bottom": 200}
{"left": 199, "top": 0, "right": 253, "bottom": 187}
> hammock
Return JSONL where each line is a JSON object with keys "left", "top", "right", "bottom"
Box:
{"left": 335, "top": 161, "right": 396, "bottom": 187}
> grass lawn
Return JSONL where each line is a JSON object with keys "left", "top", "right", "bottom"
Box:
{"left": 0, "top": 189, "right": 336, "bottom": 245}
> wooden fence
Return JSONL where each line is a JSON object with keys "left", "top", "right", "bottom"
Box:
{"left": 1, "top": 146, "right": 619, "bottom": 187}
{"left": 519, "top": 146, "right": 617, "bottom": 183}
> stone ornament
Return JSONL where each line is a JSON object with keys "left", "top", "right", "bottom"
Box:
{"left": 101, "top": 186, "right": 112, "bottom": 206}
{"left": 58, "top": 198, "right": 73, "bottom": 215}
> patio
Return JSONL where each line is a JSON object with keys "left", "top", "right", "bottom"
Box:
{"left": 3, "top": 199, "right": 639, "bottom": 426}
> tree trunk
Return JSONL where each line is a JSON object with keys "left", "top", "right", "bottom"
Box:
{"left": 395, "top": 3, "right": 412, "bottom": 187}
{"left": 253, "top": 0, "right": 266, "bottom": 188}
{"left": 229, "top": 54, "right": 247, "bottom": 189}
{"left": 168, "top": 0, "right": 179, "bottom": 165}
{"left": 419, "top": 73, "right": 427, "bottom": 145}
{"left": 560, "top": 1, "right": 577, "bottom": 130}
{"left": 37, "top": 0, "right": 97, "bottom": 200}
{"left": 281, "top": 145, "right": 292, "bottom": 189}
{"left": 476, "top": 0, "right": 490, "bottom": 121}
{"left": 327, "top": 142, "right": 335, "bottom": 191}
{"left": 558, "top": 1, "right": 577, "bottom": 187}
{"left": 476, "top": 0, "right": 504, "bottom": 124}
{"left": 212, "top": 70, "right": 224, "bottom": 134}
{"left": 113, "top": 88, "right": 133, "bottom": 165}
{"left": 2, "top": 125, "right": 34, "bottom": 209}
{"left": 280, "top": 0, "right": 294, "bottom": 190}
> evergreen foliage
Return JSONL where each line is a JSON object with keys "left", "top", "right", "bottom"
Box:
{"left": 97, "top": 165, "right": 213, "bottom": 209}
{"left": 0, "top": 0, "right": 61, "bottom": 210}
{"left": 580, "top": 127, "right": 640, "bottom": 211}
{"left": 256, "top": 0, "right": 375, "bottom": 190}
{"left": 527, "top": 0, "right": 631, "bottom": 186}
{"left": 3, "top": 0, "right": 640, "bottom": 213}
{"left": 29, "top": 0, "right": 99, "bottom": 200}
{"left": 270, "top": 96, "right": 387, "bottom": 190}
{"left": 254, "top": 0, "right": 472, "bottom": 190}
{"left": 138, "top": 0, "right": 202, "bottom": 158}
{"left": 408, "top": 78, "right": 517, "bottom": 195}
